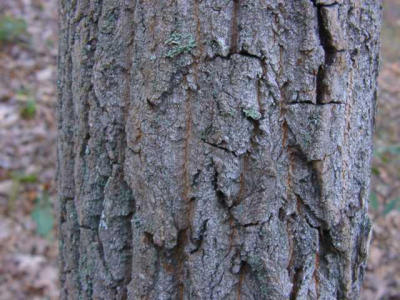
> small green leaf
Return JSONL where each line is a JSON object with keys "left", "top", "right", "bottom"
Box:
{"left": 20, "top": 99, "right": 36, "bottom": 119}
{"left": 31, "top": 193, "right": 54, "bottom": 238}
{"left": 383, "top": 197, "right": 400, "bottom": 215}
{"left": 369, "top": 192, "right": 379, "bottom": 211}
{"left": 0, "top": 15, "right": 28, "bottom": 44}
{"left": 371, "top": 167, "right": 380, "bottom": 176}
{"left": 11, "top": 172, "right": 37, "bottom": 183}
{"left": 374, "top": 144, "right": 400, "bottom": 159}
{"left": 19, "top": 174, "right": 37, "bottom": 183}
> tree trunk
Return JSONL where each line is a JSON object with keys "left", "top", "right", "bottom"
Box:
{"left": 57, "top": 0, "right": 381, "bottom": 299}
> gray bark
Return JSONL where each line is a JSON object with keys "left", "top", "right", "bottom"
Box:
{"left": 57, "top": 0, "right": 381, "bottom": 299}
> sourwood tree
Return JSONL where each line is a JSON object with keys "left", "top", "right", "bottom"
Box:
{"left": 57, "top": 0, "right": 381, "bottom": 299}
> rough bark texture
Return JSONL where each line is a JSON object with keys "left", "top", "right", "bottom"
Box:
{"left": 57, "top": 0, "right": 382, "bottom": 299}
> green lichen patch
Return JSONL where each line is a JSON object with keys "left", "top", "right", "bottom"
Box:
{"left": 222, "top": 108, "right": 236, "bottom": 118}
{"left": 165, "top": 31, "right": 196, "bottom": 58}
{"left": 243, "top": 108, "right": 262, "bottom": 120}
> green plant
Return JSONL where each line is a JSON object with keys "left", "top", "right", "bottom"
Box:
{"left": 383, "top": 197, "right": 400, "bottom": 215}
{"left": 369, "top": 192, "right": 400, "bottom": 216}
{"left": 12, "top": 172, "right": 38, "bottom": 183}
{"left": 243, "top": 108, "right": 262, "bottom": 120}
{"left": 20, "top": 99, "right": 36, "bottom": 119}
{"left": 374, "top": 144, "right": 400, "bottom": 157}
{"left": 7, "top": 171, "right": 38, "bottom": 212}
{"left": 0, "top": 15, "right": 28, "bottom": 44}
{"left": 371, "top": 166, "right": 380, "bottom": 176}
{"left": 31, "top": 191, "right": 54, "bottom": 238}
{"left": 369, "top": 192, "right": 379, "bottom": 211}
{"left": 165, "top": 32, "right": 196, "bottom": 58}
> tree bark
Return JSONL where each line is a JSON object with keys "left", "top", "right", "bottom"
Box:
{"left": 57, "top": 0, "right": 381, "bottom": 299}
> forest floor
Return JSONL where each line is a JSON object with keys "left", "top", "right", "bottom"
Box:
{"left": 0, "top": 1, "right": 398, "bottom": 299}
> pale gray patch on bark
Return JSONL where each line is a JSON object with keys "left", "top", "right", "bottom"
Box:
{"left": 58, "top": 0, "right": 381, "bottom": 299}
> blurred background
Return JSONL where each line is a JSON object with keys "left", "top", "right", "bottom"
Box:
{"left": 0, "top": 1, "right": 398, "bottom": 299}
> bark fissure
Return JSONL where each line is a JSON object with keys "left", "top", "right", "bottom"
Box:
{"left": 58, "top": 0, "right": 82, "bottom": 297}
{"left": 230, "top": 0, "right": 240, "bottom": 55}
{"left": 113, "top": 2, "right": 137, "bottom": 296}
